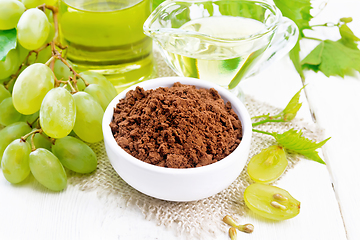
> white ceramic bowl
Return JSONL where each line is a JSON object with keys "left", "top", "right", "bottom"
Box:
{"left": 102, "top": 77, "right": 252, "bottom": 202}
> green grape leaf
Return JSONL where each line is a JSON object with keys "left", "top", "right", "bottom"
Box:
{"left": 273, "top": 0, "right": 313, "bottom": 36}
{"left": 252, "top": 86, "right": 305, "bottom": 127}
{"left": 338, "top": 23, "right": 360, "bottom": 50}
{"left": 340, "top": 17, "right": 353, "bottom": 23}
{"left": 152, "top": 0, "right": 165, "bottom": 10}
{"left": 278, "top": 85, "right": 304, "bottom": 121}
{"left": 301, "top": 40, "right": 360, "bottom": 77}
{"left": 272, "top": 128, "right": 330, "bottom": 164}
{"left": 0, "top": 29, "right": 17, "bottom": 62}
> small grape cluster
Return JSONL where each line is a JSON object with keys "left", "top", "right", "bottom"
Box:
{"left": 0, "top": 1, "right": 118, "bottom": 191}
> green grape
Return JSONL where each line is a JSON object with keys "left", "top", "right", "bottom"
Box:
{"left": 0, "top": 0, "right": 25, "bottom": 30}
{"left": 1, "top": 139, "right": 31, "bottom": 183}
{"left": 17, "top": 8, "right": 50, "bottom": 50}
{"left": 40, "top": 87, "right": 76, "bottom": 138}
{"left": 28, "top": 45, "right": 52, "bottom": 64}
{"left": 46, "top": 0, "right": 58, "bottom": 5}
{"left": 26, "top": 129, "right": 52, "bottom": 151}
{"left": 247, "top": 145, "right": 288, "bottom": 184}
{"left": 52, "top": 136, "right": 97, "bottom": 173}
{"left": 46, "top": 22, "right": 55, "bottom": 43}
{"left": 12, "top": 63, "right": 55, "bottom": 115}
{"left": 53, "top": 59, "right": 72, "bottom": 81}
{"left": 75, "top": 79, "right": 86, "bottom": 91}
{"left": 29, "top": 148, "right": 67, "bottom": 191}
{"left": 73, "top": 92, "right": 104, "bottom": 143}
{"left": 16, "top": 44, "right": 30, "bottom": 66}
{"left": 244, "top": 183, "right": 300, "bottom": 221}
{"left": 21, "top": 0, "right": 58, "bottom": 8}
{"left": 85, "top": 84, "right": 113, "bottom": 111}
{"left": 0, "top": 122, "right": 32, "bottom": 161}
{"left": 79, "top": 71, "right": 118, "bottom": 98}
{"left": 0, "top": 97, "right": 22, "bottom": 126}
{"left": 45, "top": 0, "right": 58, "bottom": 6}
{"left": 0, "top": 85, "right": 11, "bottom": 103}
{"left": 0, "top": 49, "right": 20, "bottom": 79}
{"left": 44, "top": 8, "right": 54, "bottom": 23}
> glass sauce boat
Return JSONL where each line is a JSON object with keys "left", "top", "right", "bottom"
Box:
{"left": 143, "top": 0, "right": 299, "bottom": 99}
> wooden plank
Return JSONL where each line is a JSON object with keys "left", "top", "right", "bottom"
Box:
{"left": 299, "top": 0, "right": 360, "bottom": 239}
{"left": 240, "top": 56, "right": 347, "bottom": 240}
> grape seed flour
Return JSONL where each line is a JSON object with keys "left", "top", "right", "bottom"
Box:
{"left": 109, "top": 82, "right": 243, "bottom": 168}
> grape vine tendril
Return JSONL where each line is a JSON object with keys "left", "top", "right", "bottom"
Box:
{"left": 252, "top": 118, "right": 285, "bottom": 127}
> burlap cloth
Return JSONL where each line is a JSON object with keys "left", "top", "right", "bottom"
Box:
{"left": 68, "top": 51, "right": 322, "bottom": 239}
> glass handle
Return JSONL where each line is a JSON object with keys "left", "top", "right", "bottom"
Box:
{"left": 247, "top": 17, "right": 299, "bottom": 77}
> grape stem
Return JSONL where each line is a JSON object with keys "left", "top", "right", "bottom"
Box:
{"left": 20, "top": 129, "right": 43, "bottom": 151}
{"left": 39, "top": 4, "right": 64, "bottom": 48}
{"left": 39, "top": 131, "right": 54, "bottom": 145}
{"left": 45, "top": 55, "right": 56, "bottom": 66}
{"left": 310, "top": 22, "right": 340, "bottom": 28}
{"left": 67, "top": 78, "right": 77, "bottom": 93}
{"left": 21, "top": 129, "right": 42, "bottom": 141}
{"left": 51, "top": 47, "right": 89, "bottom": 90}
{"left": 37, "top": 4, "right": 80, "bottom": 91}
{"left": 303, "top": 36, "right": 323, "bottom": 42}
{"left": 21, "top": 129, "right": 54, "bottom": 151}
{"left": 37, "top": 4, "right": 46, "bottom": 12}
{"left": 251, "top": 111, "right": 289, "bottom": 127}
{"left": 252, "top": 129, "right": 274, "bottom": 136}
{"left": 30, "top": 133, "right": 37, "bottom": 151}
{"left": 28, "top": 116, "right": 39, "bottom": 128}
{"left": 38, "top": 4, "right": 89, "bottom": 91}
{"left": 50, "top": 44, "right": 82, "bottom": 91}
{"left": 252, "top": 119, "right": 285, "bottom": 127}
{"left": 31, "top": 43, "right": 51, "bottom": 62}
{"left": 57, "top": 54, "right": 89, "bottom": 86}
{"left": 50, "top": 41, "right": 56, "bottom": 71}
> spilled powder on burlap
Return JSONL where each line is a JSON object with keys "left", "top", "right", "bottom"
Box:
{"left": 68, "top": 51, "right": 323, "bottom": 239}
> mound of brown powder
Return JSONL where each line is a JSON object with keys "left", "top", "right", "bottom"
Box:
{"left": 109, "top": 82, "right": 242, "bottom": 168}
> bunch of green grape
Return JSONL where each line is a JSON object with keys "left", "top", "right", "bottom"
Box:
{"left": 244, "top": 146, "right": 300, "bottom": 221}
{"left": 0, "top": 0, "right": 118, "bottom": 191}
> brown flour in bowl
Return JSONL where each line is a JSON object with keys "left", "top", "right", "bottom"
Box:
{"left": 109, "top": 82, "right": 242, "bottom": 168}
